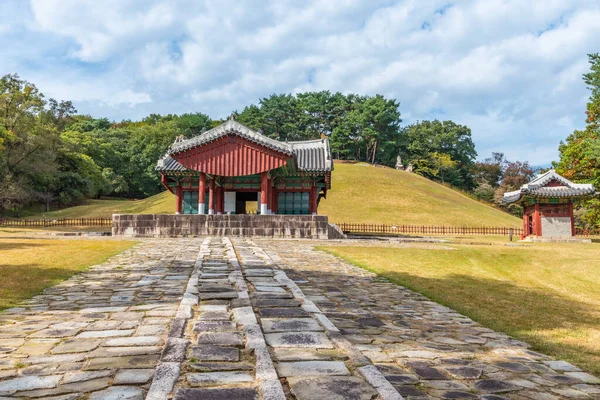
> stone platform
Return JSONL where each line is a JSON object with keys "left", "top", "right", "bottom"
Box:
{"left": 520, "top": 236, "right": 592, "bottom": 243}
{"left": 112, "top": 214, "right": 339, "bottom": 239}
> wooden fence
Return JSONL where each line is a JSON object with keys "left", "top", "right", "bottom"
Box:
{"left": 1, "top": 217, "right": 598, "bottom": 237}
{"left": 576, "top": 227, "right": 600, "bottom": 237}
{"left": 336, "top": 223, "right": 523, "bottom": 236}
{"left": 0, "top": 217, "right": 112, "bottom": 227}
{"left": 337, "top": 223, "right": 600, "bottom": 237}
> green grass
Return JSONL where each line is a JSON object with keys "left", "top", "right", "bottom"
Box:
{"left": 24, "top": 163, "right": 520, "bottom": 227}
{"left": 320, "top": 163, "right": 520, "bottom": 226}
{"left": 0, "top": 238, "right": 137, "bottom": 310}
{"left": 25, "top": 191, "right": 175, "bottom": 218}
{"left": 318, "top": 241, "right": 600, "bottom": 375}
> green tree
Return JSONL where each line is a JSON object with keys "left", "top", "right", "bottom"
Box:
{"left": 0, "top": 74, "right": 47, "bottom": 176}
{"left": 471, "top": 152, "right": 505, "bottom": 201}
{"left": 341, "top": 95, "right": 402, "bottom": 164}
{"left": 237, "top": 104, "right": 265, "bottom": 132}
{"left": 0, "top": 74, "right": 77, "bottom": 212}
{"left": 401, "top": 120, "right": 476, "bottom": 189}
{"left": 412, "top": 152, "right": 457, "bottom": 183}
{"left": 555, "top": 53, "right": 600, "bottom": 228}
{"left": 295, "top": 91, "right": 350, "bottom": 140}
{"left": 494, "top": 160, "right": 535, "bottom": 216}
{"left": 471, "top": 152, "right": 505, "bottom": 187}
{"left": 238, "top": 92, "right": 403, "bottom": 165}
{"left": 127, "top": 120, "right": 181, "bottom": 197}
{"left": 175, "top": 113, "right": 213, "bottom": 138}
{"left": 245, "top": 94, "right": 300, "bottom": 140}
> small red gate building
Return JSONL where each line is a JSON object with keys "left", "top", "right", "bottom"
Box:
{"left": 502, "top": 170, "right": 595, "bottom": 238}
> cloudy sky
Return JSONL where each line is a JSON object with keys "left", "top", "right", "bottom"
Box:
{"left": 1, "top": 0, "right": 599, "bottom": 165}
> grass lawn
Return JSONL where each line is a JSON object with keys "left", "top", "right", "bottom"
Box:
{"left": 0, "top": 238, "right": 136, "bottom": 310}
{"left": 321, "top": 163, "right": 520, "bottom": 226}
{"left": 318, "top": 240, "right": 600, "bottom": 375}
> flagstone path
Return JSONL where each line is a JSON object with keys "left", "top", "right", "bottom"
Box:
{"left": 0, "top": 237, "right": 598, "bottom": 399}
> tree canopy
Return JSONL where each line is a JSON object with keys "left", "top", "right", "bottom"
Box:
{"left": 555, "top": 53, "right": 600, "bottom": 228}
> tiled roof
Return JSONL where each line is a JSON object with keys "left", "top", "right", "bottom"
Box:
{"left": 289, "top": 139, "right": 333, "bottom": 172}
{"left": 502, "top": 170, "right": 596, "bottom": 203}
{"left": 155, "top": 155, "right": 188, "bottom": 173}
{"left": 156, "top": 120, "right": 333, "bottom": 173}
{"left": 168, "top": 119, "right": 293, "bottom": 156}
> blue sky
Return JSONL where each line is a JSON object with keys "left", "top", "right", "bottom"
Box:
{"left": 1, "top": 0, "right": 599, "bottom": 165}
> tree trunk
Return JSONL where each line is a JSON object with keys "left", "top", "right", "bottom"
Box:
{"left": 371, "top": 141, "right": 378, "bottom": 164}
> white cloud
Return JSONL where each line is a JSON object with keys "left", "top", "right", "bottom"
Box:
{"left": 26, "top": 76, "right": 151, "bottom": 108}
{"left": 0, "top": 0, "right": 598, "bottom": 165}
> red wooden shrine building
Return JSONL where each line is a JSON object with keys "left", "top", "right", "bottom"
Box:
{"left": 503, "top": 170, "right": 595, "bottom": 237}
{"left": 156, "top": 119, "right": 333, "bottom": 215}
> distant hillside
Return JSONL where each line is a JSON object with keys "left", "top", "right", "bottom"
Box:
{"left": 29, "top": 162, "right": 520, "bottom": 227}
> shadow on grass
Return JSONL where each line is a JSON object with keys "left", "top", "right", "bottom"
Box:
{"left": 378, "top": 271, "right": 600, "bottom": 333}
{"left": 0, "top": 240, "right": 49, "bottom": 251}
{"left": 385, "top": 272, "right": 600, "bottom": 374}
{"left": 0, "top": 264, "right": 88, "bottom": 311}
{"left": 299, "top": 257, "right": 600, "bottom": 374}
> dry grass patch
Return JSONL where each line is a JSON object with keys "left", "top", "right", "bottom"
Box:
{"left": 318, "top": 241, "right": 600, "bottom": 376}
{"left": 0, "top": 238, "right": 136, "bottom": 310}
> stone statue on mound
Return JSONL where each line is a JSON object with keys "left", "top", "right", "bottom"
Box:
{"left": 395, "top": 155, "right": 404, "bottom": 170}
{"left": 405, "top": 163, "right": 413, "bottom": 173}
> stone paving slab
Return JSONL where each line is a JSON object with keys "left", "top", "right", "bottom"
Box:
{"left": 230, "top": 238, "right": 399, "bottom": 400}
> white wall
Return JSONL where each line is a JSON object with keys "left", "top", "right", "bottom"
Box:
{"left": 224, "top": 192, "right": 236, "bottom": 214}
{"left": 541, "top": 217, "right": 572, "bottom": 237}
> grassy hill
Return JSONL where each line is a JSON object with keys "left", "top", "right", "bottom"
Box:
{"left": 320, "top": 163, "right": 520, "bottom": 226}
{"left": 28, "top": 162, "right": 520, "bottom": 227}
{"left": 23, "top": 191, "right": 175, "bottom": 218}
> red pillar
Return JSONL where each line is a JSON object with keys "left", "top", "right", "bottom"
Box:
{"left": 208, "top": 178, "right": 215, "bottom": 214}
{"left": 198, "top": 173, "right": 206, "bottom": 214}
{"left": 215, "top": 185, "right": 223, "bottom": 214}
{"left": 266, "top": 178, "right": 272, "bottom": 214}
{"left": 220, "top": 186, "right": 225, "bottom": 214}
{"left": 533, "top": 203, "right": 541, "bottom": 236}
{"left": 522, "top": 210, "right": 528, "bottom": 236}
{"left": 310, "top": 185, "right": 318, "bottom": 215}
{"left": 569, "top": 202, "right": 575, "bottom": 236}
{"left": 260, "top": 172, "right": 268, "bottom": 215}
{"left": 175, "top": 185, "right": 183, "bottom": 214}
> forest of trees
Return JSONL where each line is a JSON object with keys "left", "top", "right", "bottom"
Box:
{"left": 1, "top": 54, "right": 598, "bottom": 228}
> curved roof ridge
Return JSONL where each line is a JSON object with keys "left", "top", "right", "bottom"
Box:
{"left": 527, "top": 169, "right": 573, "bottom": 189}
{"left": 289, "top": 138, "right": 328, "bottom": 144}
{"left": 157, "top": 123, "right": 333, "bottom": 173}
{"left": 502, "top": 169, "right": 595, "bottom": 203}
{"left": 167, "top": 119, "right": 293, "bottom": 156}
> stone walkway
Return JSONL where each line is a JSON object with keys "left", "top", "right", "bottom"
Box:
{"left": 0, "top": 239, "right": 202, "bottom": 399}
{"left": 0, "top": 237, "right": 598, "bottom": 399}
